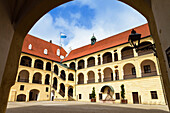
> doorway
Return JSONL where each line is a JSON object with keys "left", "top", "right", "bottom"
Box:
{"left": 132, "top": 92, "right": 139, "bottom": 104}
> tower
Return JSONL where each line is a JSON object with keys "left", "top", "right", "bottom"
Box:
{"left": 91, "top": 34, "right": 96, "bottom": 45}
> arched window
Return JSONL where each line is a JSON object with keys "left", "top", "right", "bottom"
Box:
{"left": 70, "top": 62, "right": 75, "bottom": 70}
{"left": 141, "top": 60, "right": 157, "bottom": 77}
{"left": 53, "top": 77, "right": 57, "bottom": 90}
{"left": 17, "top": 94, "right": 26, "bottom": 101}
{"left": 18, "top": 70, "right": 29, "bottom": 83}
{"left": 32, "top": 72, "right": 42, "bottom": 84}
{"left": 20, "top": 56, "right": 32, "bottom": 67}
{"left": 68, "top": 73, "right": 74, "bottom": 81}
{"left": 45, "top": 74, "right": 50, "bottom": 85}
{"left": 78, "top": 73, "right": 84, "bottom": 84}
{"left": 54, "top": 65, "right": 58, "bottom": 75}
{"left": 123, "top": 63, "right": 136, "bottom": 79}
{"left": 46, "top": 62, "right": 51, "bottom": 71}
{"left": 29, "top": 89, "right": 40, "bottom": 101}
{"left": 28, "top": 44, "right": 32, "bottom": 50}
{"left": 60, "top": 70, "right": 66, "bottom": 80}
{"left": 138, "top": 42, "right": 153, "bottom": 56}
{"left": 68, "top": 86, "right": 73, "bottom": 97}
{"left": 87, "top": 71, "right": 95, "bottom": 83}
{"left": 121, "top": 47, "right": 134, "bottom": 60}
{"left": 59, "top": 83, "right": 65, "bottom": 97}
{"left": 103, "top": 52, "right": 112, "bottom": 64}
{"left": 34, "top": 59, "right": 43, "bottom": 69}
{"left": 87, "top": 57, "right": 95, "bottom": 67}
{"left": 78, "top": 60, "right": 84, "bottom": 69}
{"left": 103, "top": 68, "right": 113, "bottom": 82}
{"left": 44, "top": 49, "right": 48, "bottom": 55}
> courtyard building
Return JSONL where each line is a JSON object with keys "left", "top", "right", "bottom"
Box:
{"left": 9, "top": 23, "right": 166, "bottom": 105}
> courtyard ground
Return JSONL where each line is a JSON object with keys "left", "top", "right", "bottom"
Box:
{"left": 6, "top": 101, "right": 169, "bottom": 113}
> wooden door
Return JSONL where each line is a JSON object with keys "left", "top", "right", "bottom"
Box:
{"left": 132, "top": 92, "right": 139, "bottom": 104}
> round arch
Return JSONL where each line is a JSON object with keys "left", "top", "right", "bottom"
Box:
{"left": 121, "top": 46, "right": 134, "bottom": 60}
{"left": 17, "top": 94, "right": 26, "bottom": 101}
{"left": 32, "top": 72, "right": 42, "bottom": 84}
{"left": 140, "top": 59, "right": 157, "bottom": 77}
{"left": 78, "top": 73, "right": 84, "bottom": 84}
{"left": 68, "top": 73, "right": 74, "bottom": 81}
{"left": 123, "top": 63, "right": 136, "bottom": 79}
{"left": 87, "top": 57, "right": 95, "bottom": 67}
{"left": 87, "top": 71, "right": 95, "bottom": 83}
{"left": 18, "top": 70, "right": 29, "bottom": 83}
{"left": 103, "top": 67, "right": 113, "bottom": 82}
{"left": 29, "top": 89, "right": 40, "bottom": 101}
{"left": 20, "top": 56, "right": 32, "bottom": 67}
{"left": 102, "top": 52, "right": 112, "bottom": 64}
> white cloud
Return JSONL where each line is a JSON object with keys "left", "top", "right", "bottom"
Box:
{"left": 29, "top": 0, "right": 147, "bottom": 53}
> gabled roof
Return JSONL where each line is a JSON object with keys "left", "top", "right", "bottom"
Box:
{"left": 63, "top": 23, "right": 150, "bottom": 62}
{"left": 22, "top": 34, "right": 67, "bottom": 62}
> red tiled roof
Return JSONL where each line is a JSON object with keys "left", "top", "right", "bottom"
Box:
{"left": 22, "top": 34, "right": 67, "bottom": 62}
{"left": 63, "top": 23, "right": 150, "bottom": 62}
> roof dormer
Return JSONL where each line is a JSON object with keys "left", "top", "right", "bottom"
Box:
{"left": 44, "top": 49, "right": 48, "bottom": 55}
{"left": 28, "top": 44, "right": 32, "bottom": 50}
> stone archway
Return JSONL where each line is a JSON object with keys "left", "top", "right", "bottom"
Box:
{"left": 0, "top": 1, "right": 170, "bottom": 113}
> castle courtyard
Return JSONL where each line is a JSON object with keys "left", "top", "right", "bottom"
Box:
{"left": 6, "top": 101, "right": 169, "bottom": 113}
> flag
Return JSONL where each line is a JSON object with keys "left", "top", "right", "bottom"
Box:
{"left": 60, "top": 33, "right": 67, "bottom": 38}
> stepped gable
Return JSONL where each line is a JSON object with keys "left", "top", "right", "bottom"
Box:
{"left": 22, "top": 34, "right": 67, "bottom": 62}
{"left": 63, "top": 23, "right": 150, "bottom": 62}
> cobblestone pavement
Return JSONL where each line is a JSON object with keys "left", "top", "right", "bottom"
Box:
{"left": 6, "top": 101, "right": 169, "bottom": 113}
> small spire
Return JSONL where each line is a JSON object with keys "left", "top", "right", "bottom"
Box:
{"left": 91, "top": 34, "right": 96, "bottom": 45}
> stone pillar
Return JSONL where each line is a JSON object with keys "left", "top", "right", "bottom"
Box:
{"left": 135, "top": 62, "right": 142, "bottom": 78}
{"left": 43, "top": 61, "right": 47, "bottom": 70}
{"left": 26, "top": 90, "right": 30, "bottom": 102}
{"left": 65, "top": 85, "right": 68, "bottom": 100}
{"left": 66, "top": 71, "right": 68, "bottom": 83}
{"left": 84, "top": 72, "right": 87, "bottom": 84}
{"left": 95, "top": 71, "right": 98, "bottom": 83}
{"left": 133, "top": 48, "right": 138, "bottom": 57}
{"left": 42, "top": 74, "right": 45, "bottom": 84}
{"left": 95, "top": 56, "right": 98, "bottom": 66}
{"left": 31, "top": 58, "right": 35, "bottom": 68}
{"left": 101, "top": 73, "right": 104, "bottom": 82}
{"left": 112, "top": 52, "right": 115, "bottom": 62}
{"left": 84, "top": 58, "right": 87, "bottom": 68}
{"left": 119, "top": 66, "right": 124, "bottom": 80}
{"left": 100, "top": 56, "right": 103, "bottom": 65}
{"left": 117, "top": 49, "right": 122, "bottom": 61}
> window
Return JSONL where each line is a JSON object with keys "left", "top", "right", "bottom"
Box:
{"left": 89, "top": 94, "right": 92, "bottom": 99}
{"left": 60, "top": 55, "right": 64, "bottom": 59}
{"left": 132, "top": 67, "right": 136, "bottom": 75}
{"left": 99, "top": 94, "right": 102, "bottom": 100}
{"left": 144, "top": 65, "right": 151, "bottom": 73}
{"left": 28, "top": 44, "right": 32, "bottom": 50}
{"left": 115, "top": 93, "right": 120, "bottom": 99}
{"left": 20, "top": 85, "right": 24, "bottom": 90}
{"left": 57, "top": 49, "right": 60, "bottom": 56}
{"left": 44, "top": 49, "right": 48, "bottom": 55}
{"left": 46, "top": 87, "right": 49, "bottom": 92}
{"left": 151, "top": 91, "right": 158, "bottom": 99}
{"left": 79, "top": 94, "right": 82, "bottom": 99}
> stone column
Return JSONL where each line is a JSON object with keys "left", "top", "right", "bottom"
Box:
{"left": 101, "top": 72, "right": 104, "bottom": 82}
{"left": 135, "top": 62, "right": 142, "bottom": 78}
{"left": 112, "top": 52, "right": 115, "bottom": 62}
{"left": 43, "top": 61, "right": 47, "bottom": 70}
{"left": 95, "top": 71, "right": 98, "bottom": 83}
{"left": 100, "top": 56, "right": 103, "bottom": 65}
{"left": 117, "top": 49, "right": 122, "bottom": 61}
{"left": 65, "top": 85, "right": 69, "bottom": 100}
{"left": 95, "top": 56, "right": 98, "bottom": 66}
{"left": 119, "top": 66, "right": 124, "bottom": 80}
{"left": 31, "top": 58, "right": 35, "bottom": 68}
{"left": 84, "top": 72, "right": 87, "bottom": 84}
{"left": 84, "top": 58, "right": 87, "bottom": 68}
{"left": 133, "top": 48, "right": 138, "bottom": 57}
{"left": 42, "top": 73, "right": 45, "bottom": 84}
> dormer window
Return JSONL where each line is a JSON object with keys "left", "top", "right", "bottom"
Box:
{"left": 28, "top": 44, "right": 32, "bottom": 50}
{"left": 44, "top": 49, "right": 48, "bottom": 55}
{"left": 57, "top": 49, "right": 60, "bottom": 56}
{"left": 60, "top": 55, "right": 64, "bottom": 59}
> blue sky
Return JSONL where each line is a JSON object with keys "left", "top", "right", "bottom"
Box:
{"left": 29, "top": 0, "right": 147, "bottom": 52}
